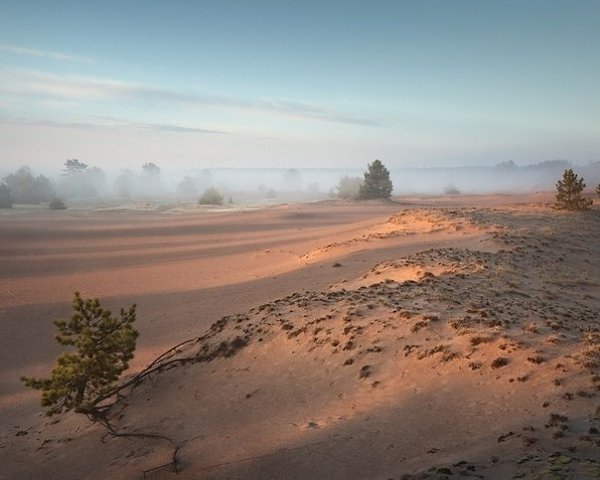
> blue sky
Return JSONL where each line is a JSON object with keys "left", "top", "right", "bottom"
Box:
{"left": 1, "top": 0, "right": 599, "bottom": 173}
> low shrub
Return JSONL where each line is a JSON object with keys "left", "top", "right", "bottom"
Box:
{"left": 48, "top": 197, "right": 67, "bottom": 210}
{"left": 198, "top": 187, "right": 224, "bottom": 205}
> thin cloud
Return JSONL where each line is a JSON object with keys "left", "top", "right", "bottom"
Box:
{"left": 0, "top": 44, "right": 93, "bottom": 63}
{"left": 0, "top": 69, "right": 382, "bottom": 127}
{"left": 99, "top": 118, "right": 228, "bottom": 134}
{"left": 0, "top": 116, "right": 228, "bottom": 135}
{"left": 137, "top": 123, "right": 227, "bottom": 134}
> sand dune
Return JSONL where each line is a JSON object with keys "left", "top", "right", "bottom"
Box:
{"left": 1, "top": 195, "right": 599, "bottom": 479}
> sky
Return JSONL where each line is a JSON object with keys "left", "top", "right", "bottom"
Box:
{"left": 1, "top": 0, "right": 599, "bottom": 174}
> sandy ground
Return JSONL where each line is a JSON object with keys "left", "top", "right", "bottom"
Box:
{"left": 1, "top": 194, "right": 599, "bottom": 479}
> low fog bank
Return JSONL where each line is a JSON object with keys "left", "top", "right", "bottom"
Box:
{"left": 394, "top": 160, "right": 600, "bottom": 195}
{"left": 1, "top": 159, "right": 599, "bottom": 207}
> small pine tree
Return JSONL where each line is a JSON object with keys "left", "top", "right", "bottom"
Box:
{"left": 554, "top": 169, "right": 593, "bottom": 211}
{"left": 358, "top": 160, "right": 393, "bottom": 200}
{"left": 0, "top": 182, "right": 14, "bottom": 208}
{"left": 596, "top": 183, "right": 600, "bottom": 197}
{"left": 22, "top": 292, "right": 138, "bottom": 417}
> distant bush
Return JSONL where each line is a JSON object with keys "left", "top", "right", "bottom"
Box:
{"left": 443, "top": 185, "right": 461, "bottom": 195}
{"left": 554, "top": 169, "right": 593, "bottom": 211}
{"left": 596, "top": 183, "right": 600, "bottom": 198}
{"left": 49, "top": 197, "right": 67, "bottom": 210}
{"left": 336, "top": 175, "right": 363, "bottom": 200}
{"left": 198, "top": 187, "right": 224, "bottom": 205}
{"left": 0, "top": 182, "right": 14, "bottom": 208}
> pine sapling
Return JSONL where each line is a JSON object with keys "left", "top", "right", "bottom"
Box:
{"left": 554, "top": 169, "right": 592, "bottom": 211}
{"left": 22, "top": 292, "right": 138, "bottom": 419}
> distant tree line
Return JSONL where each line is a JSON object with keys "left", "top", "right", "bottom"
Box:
{"left": 0, "top": 160, "right": 166, "bottom": 208}
{"left": 2, "top": 158, "right": 599, "bottom": 209}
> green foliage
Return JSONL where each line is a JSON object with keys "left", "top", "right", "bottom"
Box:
{"left": 198, "top": 187, "right": 224, "bottom": 205}
{"left": 48, "top": 197, "right": 67, "bottom": 210}
{"left": 358, "top": 160, "right": 393, "bottom": 200}
{"left": 22, "top": 292, "right": 138, "bottom": 416}
{"left": 4, "top": 166, "right": 55, "bottom": 204}
{"left": 554, "top": 169, "right": 593, "bottom": 211}
{"left": 63, "top": 159, "right": 88, "bottom": 175}
{"left": 142, "top": 162, "right": 161, "bottom": 177}
{"left": 336, "top": 175, "right": 363, "bottom": 200}
{"left": 0, "top": 182, "right": 14, "bottom": 208}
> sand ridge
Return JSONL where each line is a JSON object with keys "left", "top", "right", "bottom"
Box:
{"left": 1, "top": 197, "right": 599, "bottom": 479}
{"left": 300, "top": 207, "right": 488, "bottom": 263}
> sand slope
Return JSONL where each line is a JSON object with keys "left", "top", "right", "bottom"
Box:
{"left": 2, "top": 196, "right": 599, "bottom": 479}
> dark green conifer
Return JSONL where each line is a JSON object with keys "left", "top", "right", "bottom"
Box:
{"left": 554, "top": 169, "right": 592, "bottom": 210}
{"left": 22, "top": 292, "right": 138, "bottom": 417}
{"left": 358, "top": 159, "right": 393, "bottom": 200}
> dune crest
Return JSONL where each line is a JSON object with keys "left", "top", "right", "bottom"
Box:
{"left": 301, "top": 208, "right": 487, "bottom": 263}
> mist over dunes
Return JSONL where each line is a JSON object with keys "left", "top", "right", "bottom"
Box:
{"left": 2, "top": 160, "right": 600, "bottom": 207}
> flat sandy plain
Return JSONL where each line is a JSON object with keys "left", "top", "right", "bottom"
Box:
{"left": 1, "top": 194, "right": 599, "bottom": 479}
